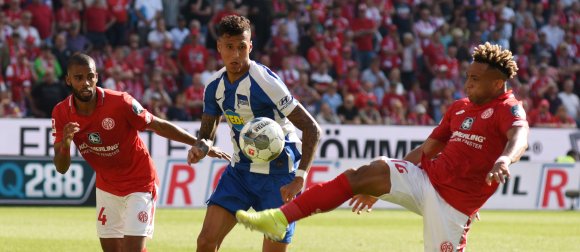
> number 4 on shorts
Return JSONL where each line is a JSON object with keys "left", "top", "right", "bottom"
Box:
{"left": 98, "top": 207, "right": 107, "bottom": 225}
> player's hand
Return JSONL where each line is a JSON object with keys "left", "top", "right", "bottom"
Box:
{"left": 486, "top": 156, "right": 511, "bottom": 186}
{"left": 349, "top": 194, "right": 378, "bottom": 215}
{"left": 207, "top": 146, "right": 231, "bottom": 162}
{"left": 187, "top": 139, "right": 211, "bottom": 165}
{"left": 280, "top": 177, "right": 304, "bottom": 203}
{"left": 62, "top": 122, "right": 80, "bottom": 146}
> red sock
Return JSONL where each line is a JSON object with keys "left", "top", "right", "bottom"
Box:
{"left": 281, "top": 173, "right": 353, "bottom": 223}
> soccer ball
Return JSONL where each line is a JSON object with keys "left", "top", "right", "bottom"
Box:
{"left": 239, "top": 117, "right": 285, "bottom": 163}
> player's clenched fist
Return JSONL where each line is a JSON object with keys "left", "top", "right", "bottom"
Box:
{"left": 187, "top": 139, "right": 211, "bottom": 165}
{"left": 62, "top": 122, "right": 80, "bottom": 145}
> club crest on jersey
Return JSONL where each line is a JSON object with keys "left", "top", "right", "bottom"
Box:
{"left": 88, "top": 132, "right": 102, "bottom": 144}
{"left": 237, "top": 94, "right": 249, "bottom": 107}
{"left": 102, "top": 118, "right": 115, "bottom": 130}
{"left": 461, "top": 117, "right": 474, "bottom": 130}
{"left": 132, "top": 99, "right": 145, "bottom": 114}
{"left": 225, "top": 110, "right": 245, "bottom": 131}
{"left": 440, "top": 241, "right": 454, "bottom": 252}
{"left": 481, "top": 108, "right": 494, "bottom": 119}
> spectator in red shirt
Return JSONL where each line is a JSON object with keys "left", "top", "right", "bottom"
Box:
{"left": 341, "top": 66, "right": 362, "bottom": 97}
{"left": 552, "top": 105, "right": 577, "bottom": 128}
{"left": 333, "top": 45, "right": 356, "bottom": 80}
{"left": 4, "top": 0, "right": 23, "bottom": 27}
{"left": 277, "top": 58, "right": 300, "bottom": 89}
{"left": 5, "top": 51, "right": 36, "bottom": 114}
{"left": 355, "top": 81, "right": 379, "bottom": 109}
{"left": 184, "top": 73, "right": 204, "bottom": 120}
{"left": 307, "top": 34, "right": 333, "bottom": 67}
{"left": 207, "top": 0, "right": 238, "bottom": 50}
{"left": 154, "top": 41, "right": 179, "bottom": 93}
{"left": 529, "top": 99, "right": 555, "bottom": 127}
{"left": 178, "top": 29, "right": 209, "bottom": 88}
{"left": 16, "top": 11, "right": 41, "bottom": 48}
{"left": 26, "top": 0, "right": 53, "bottom": 41}
{"left": 107, "top": 0, "right": 131, "bottom": 46}
{"left": 351, "top": 4, "right": 377, "bottom": 69}
{"left": 84, "top": 1, "right": 115, "bottom": 48}
{"left": 379, "top": 25, "right": 402, "bottom": 73}
{"left": 269, "top": 23, "right": 293, "bottom": 70}
{"left": 325, "top": 5, "right": 350, "bottom": 43}
{"left": 406, "top": 103, "right": 435, "bottom": 125}
{"left": 55, "top": 0, "right": 80, "bottom": 33}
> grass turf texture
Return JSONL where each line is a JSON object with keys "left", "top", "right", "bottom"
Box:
{"left": 1, "top": 207, "right": 578, "bottom": 251}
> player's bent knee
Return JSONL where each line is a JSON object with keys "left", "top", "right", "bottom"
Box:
{"left": 197, "top": 234, "right": 219, "bottom": 250}
{"left": 347, "top": 159, "right": 391, "bottom": 196}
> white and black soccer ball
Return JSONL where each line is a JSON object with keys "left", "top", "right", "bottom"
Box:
{"left": 239, "top": 117, "right": 285, "bottom": 163}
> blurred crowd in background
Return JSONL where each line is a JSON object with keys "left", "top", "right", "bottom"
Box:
{"left": 0, "top": 0, "right": 578, "bottom": 128}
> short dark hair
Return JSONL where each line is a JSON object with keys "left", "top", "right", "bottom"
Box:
{"left": 472, "top": 42, "right": 518, "bottom": 79}
{"left": 67, "top": 53, "right": 95, "bottom": 73}
{"left": 217, "top": 15, "right": 251, "bottom": 37}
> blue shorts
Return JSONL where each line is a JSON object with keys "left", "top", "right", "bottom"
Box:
{"left": 208, "top": 166, "right": 296, "bottom": 243}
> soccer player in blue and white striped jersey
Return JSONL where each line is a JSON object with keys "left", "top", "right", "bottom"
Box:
{"left": 187, "top": 15, "right": 321, "bottom": 252}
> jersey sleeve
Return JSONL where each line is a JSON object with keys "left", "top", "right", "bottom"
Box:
{"left": 123, "top": 93, "right": 152, "bottom": 131}
{"left": 257, "top": 68, "right": 299, "bottom": 117}
{"left": 203, "top": 80, "right": 223, "bottom": 116}
{"left": 51, "top": 104, "right": 65, "bottom": 144}
{"left": 428, "top": 101, "right": 457, "bottom": 142}
{"left": 498, "top": 100, "right": 529, "bottom": 134}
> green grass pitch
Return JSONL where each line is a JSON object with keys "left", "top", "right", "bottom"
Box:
{"left": 1, "top": 207, "right": 579, "bottom": 251}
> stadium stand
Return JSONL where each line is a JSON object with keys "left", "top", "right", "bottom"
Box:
{"left": 0, "top": 0, "right": 578, "bottom": 128}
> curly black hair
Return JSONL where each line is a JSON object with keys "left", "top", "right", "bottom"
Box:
{"left": 217, "top": 15, "right": 251, "bottom": 37}
{"left": 472, "top": 42, "right": 518, "bottom": 79}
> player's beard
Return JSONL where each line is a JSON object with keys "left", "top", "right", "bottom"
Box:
{"left": 72, "top": 87, "right": 95, "bottom": 103}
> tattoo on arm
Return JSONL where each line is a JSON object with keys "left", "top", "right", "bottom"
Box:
{"left": 287, "top": 104, "right": 321, "bottom": 172}
{"left": 199, "top": 114, "right": 220, "bottom": 142}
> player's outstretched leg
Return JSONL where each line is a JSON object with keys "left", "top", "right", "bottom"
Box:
{"left": 236, "top": 159, "right": 391, "bottom": 239}
{"left": 236, "top": 208, "right": 289, "bottom": 241}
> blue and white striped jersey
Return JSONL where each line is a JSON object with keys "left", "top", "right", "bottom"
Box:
{"left": 203, "top": 60, "right": 302, "bottom": 174}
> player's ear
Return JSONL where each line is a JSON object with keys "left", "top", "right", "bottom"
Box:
{"left": 216, "top": 37, "right": 221, "bottom": 53}
{"left": 65, "top": 74, "right": 71, "bottom": 87}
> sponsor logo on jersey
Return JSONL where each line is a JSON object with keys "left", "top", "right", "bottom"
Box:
{"left": 450, "top": 131, "right": 486, "bottom": 149}
{"left": 481, "top": 108, "right": 494, "bottom": 119}
{"left": 138, "top": 211, "right": 148, "bottom": 223}
{"left": 102, "top": 118, "right": 115, "bottom": 130}
{"left": 78, "top": 142, "right": 120, "bottom": 156}
{"left": 279, "top": 95, "right": 292, "bottom": 109}
{"left": 132, "top": 99, "right": 145, "bottom": 114}
{"left": 460, "top": 117, "right": 474, "bottom": 130}
{"left": 88, "top": 133, "right": 101, "bottom": 144}
{"left": 225, "top": 110, "right": 245, "bottom": 131}
{"left": 440, "top": 241, "right": 453, "bottom": 252}
{"left": 237, "top": 94, "right": 249, "bottom": 107}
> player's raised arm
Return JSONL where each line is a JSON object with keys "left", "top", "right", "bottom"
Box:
{"left": 282, "top": 103, "right": 322, "bottom": 202}
{"left": 486, "top": 126, "right": 529, "bottom": 185}
{"left": 53, "top": 122, "right": 79, "bottom": 174}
